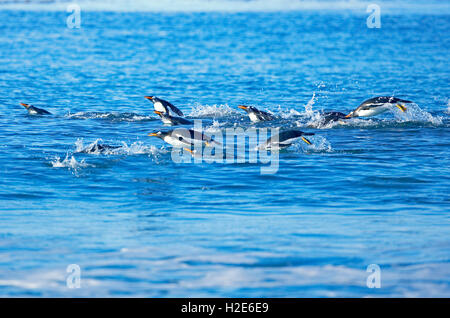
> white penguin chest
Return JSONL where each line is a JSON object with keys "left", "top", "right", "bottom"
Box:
{"left": 161, "top": 117, "right": 173, "bottom": 125}
{"left": 359, "top": 105, "right": 389, "bottom": 117}
{"left": 248, "top": 112, "right": 260, "bottom": 122}
{"left": 154, "top": 102, "right": 166, "bottom": 113}
{"left": 164, "top": 135, "right": 187, "bottom": 148}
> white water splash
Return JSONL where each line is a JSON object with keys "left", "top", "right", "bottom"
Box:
{"left": 276, "top": 106, "right": 303, "bottom": 119}
{"left": 118, "top": 141, "right": 165, "bottom": 156}
{"left": 75, "top": 138, "right": 92, "bottom": 153}
{"left": 275, "top": 93, "right": 317, "bottom": 120}
{"left": 189, "top": 104, "right": 238, "bottom": 118}
{"left": 300, "top": 101, "right": 444, "bottom": 129}
{"left": 74, "top": 138, "right": 167, "bottom": 156}
{"left": 67, "top": 111, "right": 154, "bottom": 122}
{"left": 51, "top": 154, "right": 91, "bottom": 170}
{"left": 286, "top": 94, "right": 344, "bottom": 128}
{"left": 304, "top": 93, "right": 325, "bottom": 124}
{"left": 204, "top": 120, "right": 226, "bottom": 133}
{"left": 257, "top": 134, "right": 332, "bottom": 153}
{"left": 304, "top": 92, "right": 316, "bottom": 115}
{"left": 309, "top": 135, "right": 333, "bottom": 152}
{"left": 75, "top": 138, "right": 114, "bottom": 155}
{"left": 291, "top": 135, "right": 333, "bottom": 153}
{"left": 392, "top": 103, "right": 443, "bottom": 125}
{"left": 67, "top": 111, "right": 116, "bottom": 119}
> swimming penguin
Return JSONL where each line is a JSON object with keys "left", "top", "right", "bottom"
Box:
{"left": 148, "top": 129, "right": 220, "bottom": 148}
{"left": 238, "top": 105, "right": 274, "bottom": 123}
{"left": 154, "top": 111, "right": 192, "bottom": 126}
{"left": 322, "top": 111, "right": 348, "bottom": 125}
{"left": 346, "top": 96, "right": 412, "bottom": 118}
{"left": 78, "top": 143, "right": 121, "bottom": 154}
{"left": 20, "top": 103, "right": 51, "bottom": 115}
{"left": 259, "top": 130, "right": 314, "bottom": 150}
{"left": 144, "top": 96, "right": 184, "bottom": 116}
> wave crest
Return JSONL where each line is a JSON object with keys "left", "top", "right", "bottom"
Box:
{"left": 189, "top": 104, "right": 238, "bottom": 118}
{"left": 74, "top": 138, "right": 167, "bottom": 156}
{"left": 392, "top": 103, "right": 443, "bottom": 125}
{"left": 67, "top": 111, "right": 155, "bottom": 122}
{"left": 51, "top": 154, "right": 91, "bottom": 170}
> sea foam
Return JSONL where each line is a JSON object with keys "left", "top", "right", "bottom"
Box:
{"left": 51, "top": 154, "right": 91, "bottom": 170}
{"left": 189, "top": 104, "right": 239, "bottom": 118}
{"left": 392, "top": 103, "right": 443, "bottom": 125}
{"left": 75, "top": 138, "right": 167, "bottom": 156}
{"left": 66, "top": 111, "right": 155, "bottom": 122}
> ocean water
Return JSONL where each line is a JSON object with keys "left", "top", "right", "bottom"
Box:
{"left": 0, "top": 1, "right": 449, "bottom": 297}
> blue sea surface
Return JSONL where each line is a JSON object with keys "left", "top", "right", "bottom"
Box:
{"left": 0, "top": 4, "right": 449, "bottom": 297}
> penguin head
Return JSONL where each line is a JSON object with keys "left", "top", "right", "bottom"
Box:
{"left": 20, "top": 103, "right": 31, "bottom": 109}
{"left": 147, "top": 131, "right": 167, "bottom": 139}
{"left": 345, "top": 110, "right": 357, "bottom": 118}
{"left": 144, "top": 96, "right": 156, "bottom": 103}
{"left": 238, "top": 105, "right": 251, "bottom": 113}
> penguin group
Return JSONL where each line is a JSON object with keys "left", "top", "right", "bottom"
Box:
{"left": 20, "top": 95, "right": 413, "bottom": 152}
{"left": 144, "top": 96, "right": 318, "bottom": 151}
{"left": 144, "top": 95, "right": 412, "bottom": 151}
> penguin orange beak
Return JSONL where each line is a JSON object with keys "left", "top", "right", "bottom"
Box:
{"left": 147, "top": 133, "right": 158, "bottom": 137}
{"left": 345, "top": 113, "right": 352, "bottom": 118}
{"left": 20, "top": 103, "right": 29, "bottom": 108}
{"left": 154, "top": 111, "right": 162, "bottom": 115}
{"left": 238, "top": 105, "right": 248, "bottom": 110}
{"left": 144, "top": 96, "right": 153, "bottom": 100}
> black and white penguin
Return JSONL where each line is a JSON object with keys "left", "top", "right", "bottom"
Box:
{"left": 144, "top": 96, "right": 184, "bottom": 116}
{"left": 154, "top": 111, "right": 192, "bottom": 126}
{"left": 148, "top": 129, "right": 220, "bottom": 148}
{"left": 346, "top": 96, "right": 412, "bottom": 118}
{"left": 238, "top": 105, "right": 274, "bottom": 122}
{"left": 259, "top": 130, "right": 314, "bottom": 150}
{"left": 20, "top": 103, "right": 51, "bottom": 115}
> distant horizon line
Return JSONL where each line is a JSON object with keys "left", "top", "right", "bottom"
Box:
{"left": 0, "top": 0, "right": 449, "bottom": 14}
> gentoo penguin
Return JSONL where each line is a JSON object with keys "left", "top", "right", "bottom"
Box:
{"left": 259, "top": 130, "right": 314, "bottom": 150}
{"left": 238, "top": 105, "right": 274, "bottom": 122}
{"left": 20, "top": 103, "right": 51, "bottom": 115}
{"left": 154, "top": 111, "right": 192, "bottom": 126}
{"left": 144, "top": 96, "right": 184, "bottom": 116}
{"left": 78, "top": 143, "right": 121, "bottom": 154}
{"left": 346, "top": 96, "right": 412, "bottom": 118}
{"left": 148, "top": 129, "right": 220, "bottom": 148}
{"left": 322, "top": 111, "right": 348, "bottom": 125}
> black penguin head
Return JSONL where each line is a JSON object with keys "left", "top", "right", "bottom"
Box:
{"left": 144, "top": 96, "right": 156, "bottom": 104}
{"left": 20, "top": 103, "right": 31, "bottom": 109}
{"left": 238, "top": 105, "right": 253, "bottom": 113}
